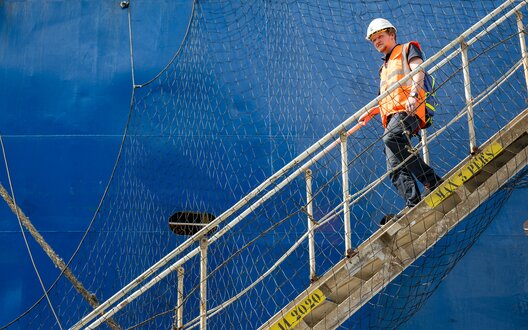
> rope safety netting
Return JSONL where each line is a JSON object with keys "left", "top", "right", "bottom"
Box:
{"left": 3, "top": 0, "right": 528, "bottom": 329}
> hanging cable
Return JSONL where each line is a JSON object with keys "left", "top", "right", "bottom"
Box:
{"left": 0, "top": 135, "right": 64, "bottom": 330}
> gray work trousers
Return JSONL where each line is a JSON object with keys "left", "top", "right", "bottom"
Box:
{"left": 383, "top": 112, "right": 441, "bottom": 207}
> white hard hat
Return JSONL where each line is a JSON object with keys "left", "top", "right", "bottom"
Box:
{"left": 366, "top": 18, "right": 396, "bottom": 40}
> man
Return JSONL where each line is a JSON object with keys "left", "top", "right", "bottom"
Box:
{"left": 359, "top": 18, "right": 442, "bottom": 217}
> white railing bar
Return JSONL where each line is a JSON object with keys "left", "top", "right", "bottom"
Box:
{"left": 176, "top": 267, "right": 185, "bottom": 330}
{"left": 461, "top": 39, "right": 478, "bottom": 153}
{"left": 340, "top": 132, "right": 353, "bottom": 255}
{"left": 516, "top": 11, "right": 528, "bottom": 90}
{"left": 169, "top": 222, "right": 208, "bottom": 227}
{"left": 72, "top": 1, "right": 522, "bottom": 328}
{"left": 199, "top": 238, "right": 208, "bottom": 330}
{"left": 421, "top": 130, "right": 430, "bottom": 165}
{"left": 305, "top": 169, "right": 317, "bottom": 281}
{"left": 429, "top": 0, "right": 527, "bottom": 75}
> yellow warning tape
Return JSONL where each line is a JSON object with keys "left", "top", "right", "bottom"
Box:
{"left": 424, "top": 141, "right": 503, "bottom": 208}
{"left": 270, "top": 289, "right": 326, "bottom": 330}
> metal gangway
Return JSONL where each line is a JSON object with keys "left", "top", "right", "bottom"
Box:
{"left": 72, "top": 1, "right": 528, "bottom": 329}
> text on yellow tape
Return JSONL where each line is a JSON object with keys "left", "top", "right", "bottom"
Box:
{"left": 424, "top": 142, "right": 503, "bottom": 208}
{"left": 270, "top": 289, "right": 326, "bottom": 330}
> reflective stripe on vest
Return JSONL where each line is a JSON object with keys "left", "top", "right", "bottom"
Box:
{"left": 379, "top": 43, "right": 426, "bottom": 128}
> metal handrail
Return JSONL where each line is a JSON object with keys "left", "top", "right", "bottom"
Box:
{"left": 72, "top": 1, "right": 527, "bottom": 329}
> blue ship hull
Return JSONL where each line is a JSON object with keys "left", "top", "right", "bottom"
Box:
{"left": 0, "top": 1, "right": 527, "bottom": 329}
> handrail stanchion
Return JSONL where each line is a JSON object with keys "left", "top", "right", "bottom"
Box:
{"left": 174, "top": 267, "right": 185, "bottom": 330}
{"left": 305, "top": 169, "right": 317, "bottom": 281}
{"left": 516, "top": 11, "right": 528, "bottom": 91}
{"left": 461, "top": 39, "right": 478, "bottom": 154}
{"left": 421, "top": 130, "right": 430, "bottom": 165}
{"left": 199, "top": 238, "right": 208, "bottom": 330}
{"left": 340, "top": 131, "right": 353, "bottom": 257}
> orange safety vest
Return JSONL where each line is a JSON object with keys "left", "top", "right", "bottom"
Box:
{"left": 379, "top": 42, "right": 426, "bottom": 128}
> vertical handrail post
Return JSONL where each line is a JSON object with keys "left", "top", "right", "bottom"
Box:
{"left": 305, "top": 169, "right": 317, "bottom": 281}
{"left": 199, "top": 238, "right": 208, "bottom": 330}
{"left": 173, "top": 266, "right": 185, "bottom": 330}
{"left": 421, "top": 130, "right": 430, "bottom": 165}
{"left": 340, "top": 131, "right": 353, "bottom": 257}
{"left": 461, "top": 39, "right": 478, "bottom": 154}
{"left": 516, "top": 11, "right": 528, "bottom": 91}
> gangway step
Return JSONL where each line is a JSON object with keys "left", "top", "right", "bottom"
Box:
{"left": 261, "top": 108, "right": 528, "bottom": 330}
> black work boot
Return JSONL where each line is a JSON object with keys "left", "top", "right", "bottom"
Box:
{"left": 380, "top": 214, "right": 397, "bottom": 225}
{"left": 380, "top": 206, "right": 411, "bottom": 225}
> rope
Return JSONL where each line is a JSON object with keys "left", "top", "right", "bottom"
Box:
{"left": 0, "top": 136, "right": 64, "bottom": 330}
{"left": 0, "top": 139, "right": 123, "bottom": 330}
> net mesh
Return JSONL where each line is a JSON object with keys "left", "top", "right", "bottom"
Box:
{"left": 3, "top": 0, "right": 528, "bottom": 329}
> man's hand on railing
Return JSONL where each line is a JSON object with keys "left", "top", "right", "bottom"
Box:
{"left": 358, "top": 106, "right": 380, "bottom": 125}
{"left": 405, "top": 96, "right": 419, "bottom": 115}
